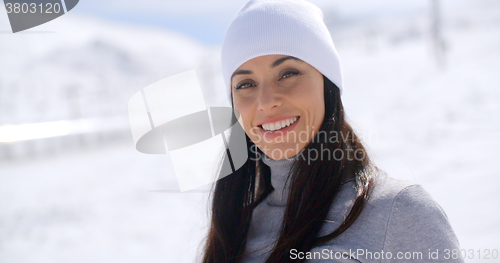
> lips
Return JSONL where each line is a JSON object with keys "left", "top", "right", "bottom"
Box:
{"left": 257, "top": 116, "right": 300, "bottom": 140}
{"left": 259, "top": 116, "right": 299, "bottom": 131}
{"left": 257, "top": 115, "right": 299, "bottom": 126}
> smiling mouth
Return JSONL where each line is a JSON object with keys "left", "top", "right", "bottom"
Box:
{"left": 258, "top": 116, "right": 300, "bottom": 131}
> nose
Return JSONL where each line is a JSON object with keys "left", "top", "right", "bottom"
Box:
{"left": 257, "top": 81, "right": 282, "bottom": 112}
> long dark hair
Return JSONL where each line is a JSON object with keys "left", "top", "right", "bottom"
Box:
{"left": 201, "top": 75, "right": 378, "bottom": 262}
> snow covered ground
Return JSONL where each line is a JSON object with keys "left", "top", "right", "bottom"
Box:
{"left": 0, "top": 142, "right": 211, "bottom": 263}
{"left": 1, "top": 0, "right": 499, "bottom": 262}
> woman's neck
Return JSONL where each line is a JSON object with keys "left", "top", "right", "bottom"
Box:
{"left": 261, "top": 153, "right": 298, "bottom": 206}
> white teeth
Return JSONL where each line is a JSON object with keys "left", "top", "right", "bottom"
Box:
{"left": 261, "top": 117, "right": 299, "bottom": 131}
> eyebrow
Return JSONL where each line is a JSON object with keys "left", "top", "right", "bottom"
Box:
{"left": 230, "top": 56, "right": 303, "bottom": 80}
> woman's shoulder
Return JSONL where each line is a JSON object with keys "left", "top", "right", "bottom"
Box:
{"left": 370, "top": 173, "right": 433, "bottom": 205}
{"left": 321, "top": 174, "right": 429, "bottom": 233}
{"left": 365, "top": 173, "right": 454, "bottom": 231}
{"left": 324, "top": 174, "right": 431, "bottom": 226}
{"left": 363, "top": 174, "right": 462, "bottom": 261}
{"left": 330, "top": 173, "right": 450, "bottom": 226}
{"left": 325, "top": 173, "right": 452, "bottom": 227}
{"left": 368, "top": 173, "right": 440, "bottom": 211}
{"left": 316, "top": 174, "right": 463, "bottom": 262}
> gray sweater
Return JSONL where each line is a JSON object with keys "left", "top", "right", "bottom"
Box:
{"left": 242, "top": 154, "right": 463, "bottom": 262}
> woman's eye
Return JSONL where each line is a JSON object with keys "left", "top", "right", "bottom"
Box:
{"left": 235, "top": 71, "right": 299, "bottom": 89}
{"left": 281, "top": 70, "right": 300, "bottom": 79}
{"left": 236, "top": 82, "right": 253, "bottom": 90}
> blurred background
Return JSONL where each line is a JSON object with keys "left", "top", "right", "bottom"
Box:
{"left": 0, "top": 0, "right": 499, "bottom": 262}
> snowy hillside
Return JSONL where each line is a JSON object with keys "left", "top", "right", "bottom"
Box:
{"left": 0, "top": 13, "right": 224, "bottom": 125}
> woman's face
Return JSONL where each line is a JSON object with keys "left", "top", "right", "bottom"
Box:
{"left": 231, "top": 55, "right": 325, "bottom": 160}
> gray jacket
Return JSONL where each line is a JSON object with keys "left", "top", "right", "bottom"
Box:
{"left": 242, "top": 155, "right": 463, "bottom": 262}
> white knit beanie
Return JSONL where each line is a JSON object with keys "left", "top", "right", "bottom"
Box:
{"left": 221, "top": 0, "right": 343, "bottom": 105}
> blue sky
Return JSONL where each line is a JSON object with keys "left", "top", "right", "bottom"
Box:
{"left": 70, "top": 0, "right": 249, "bottom": 45}
{"left": 69, "top": 0, "right": 428, "bottom": 45}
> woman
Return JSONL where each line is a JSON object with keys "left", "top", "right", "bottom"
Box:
{"left": 202, "top": 0, "right": 463, "bottom": 262}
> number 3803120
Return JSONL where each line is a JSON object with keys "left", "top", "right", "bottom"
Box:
{"left": 5, "top": 2, "right": 62, "bottom": 14}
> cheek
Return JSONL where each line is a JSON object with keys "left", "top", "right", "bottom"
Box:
{"left": 294, "top": 84, "right": 324, "bottom": 125}
{"left": 233, "top": 100, "right": 254, "bottom": 131}
{"left": 234, "top": 96, "right": 252, "bottom": 109}
{"left": 294, "top": 86, "right": 324, "bottom": 110}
